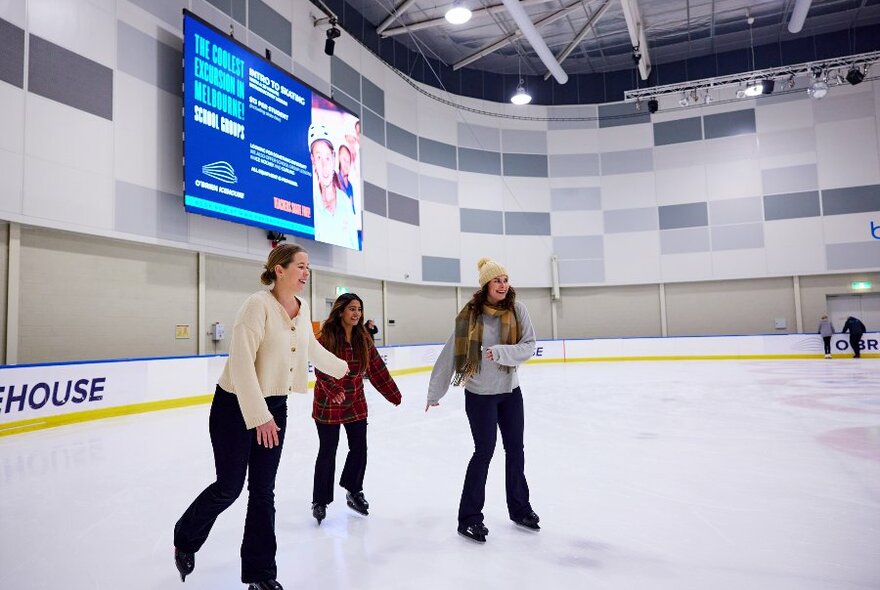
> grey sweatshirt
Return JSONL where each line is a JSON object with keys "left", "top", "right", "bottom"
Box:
{"left": 428, "top": 300, "right": 536, "bottom": 404}
{"left": 817, "top": 318, "right": 835, "bottom": 337}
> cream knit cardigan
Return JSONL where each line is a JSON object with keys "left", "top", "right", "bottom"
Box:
{"left": 218, "top": 291, "right": 348, "bottom": 429}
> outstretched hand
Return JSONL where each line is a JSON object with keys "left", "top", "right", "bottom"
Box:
{"left": 485, "top": 347, "right": 495, "bottom": 361}
{"left": 255, "top": 418, "right": 281, "bottom": 448}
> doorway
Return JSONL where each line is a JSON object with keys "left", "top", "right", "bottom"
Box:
{"left": 826, "top": 293, "right": 880, "bottom": 332}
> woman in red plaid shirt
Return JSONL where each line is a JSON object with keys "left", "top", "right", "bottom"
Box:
{"left": 311, "top": 293, "right": 402, "bottom": 524}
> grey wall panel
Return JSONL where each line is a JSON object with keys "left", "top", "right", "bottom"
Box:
{"left": 204, "top": 0, "right": 247, "bottom": 23}
{"left": 600, "top": 148, "right": 654, "bottom": 175}
{"left": 709, "top": 196, "right": 763, "bottom": 225}
{"left": 362, "top": 108, "right": 385, "bottom": 145}
{"left": 419, "top": 175, "right": 458, "bottom": 206}
{"left": 763, "top": 191, "right": 821, "bottom": 220}
{"left": 505, "top": 212, "right": 551, "bottom": 235}
{"left": 658, "top": 202, "right": 709, "bottom": 230}
{"left": 0, "top": 18, "right": 25, "bottom": 88}
{"left": 558, "top": 259, "right": 605, "bottom": 283}
{"left": 422, "top": 255, "right": 461, "bottom": 283}
{"left": 653, "top": 116, "right": 703, "bottom": 146}
{"left": 548, "top": 153, "right": 600, "bottom": 177}
{"left": 813, "top": 90, "right": 875, "bottom": 124}
{"left": 826, "top": 241, "right": 880, "bottom": 270}
{"left": 387, "top": 191, "right": 419, "bottom": 225}
{"left": 711, "top": 223, "right": 764, "bottom": 251}
{"left": 117, "top": 22, "right": 182, "bottom": 96}
{"left": 551, "top": 186, "right": 601, "bottom": 210}
{"left": 387, "top": 163, "right": 419, "bottom": 198}
{"left": 553, "top": 235, "right": 604, "bottom": 259}
{"left": 502, "top": 153, "right": 548, "bottom": 177}
{"left": 115, "top": 181, "right": 190, "bottom": 241}
{"left": 330, "top": 88, "right": 360, "bottom": 118}
{"left": 597, "top": 102, "right": 650, "bottom": 128}
{"left": 460, "top": 208, "right": 503, "bottom": 234}
{"left": 821, "top": 184, "right": 880, "bottom": 216}
{"left": 363, "top": 182, "right": 387, "bottom": 216}
{"left": 547, "top": 105, "right": 598, "bottom": 129}
{"left": 28, "top": 35, "right": 113, "bottom": 120}
{"left": 704, "top": 109, "right": 756, "bottom": 139}
{"left": 419, "top": 137, "right": 457, "bottom": 169}
{"left": 386, "top": 123, "right": 418, "bottom": 159}
{"left": 660, "top": 227, "right": 711, "bottom": 254}
{"left": 458, "top": 122, "right": 500, "bottom": 150}
{"left": 361, "top": 77, "right": 384, "bottom": 117}
{"left": 458, "top": 147, "right": 501, "bottom": 175}
{"left": 501, "top": 129, "right": 547, "bottom": 154}
{"left": 129, "top": 0, "right": 186, "bottom": 27}
{"left": 761, "top": 164, "right": 818, "bottom": 195}
{"left": 603, "top": 207, "right": 658, "bottom": 233}
{"left": 248, "top": 0, "right": 291, "bottom": 55}
{"left": 330, "top": 56, "right": 360, "bottom": 100}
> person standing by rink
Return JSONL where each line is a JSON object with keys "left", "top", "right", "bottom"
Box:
{"left": 817, "top": 314, "right": 835, "bottom": 359}
{"left": 842, "top": 316, "right": 867, "bottom": 358}
{"left": 173, "top": 244, "right": 348, "bottom": 590}
{"left": 426, "top": 257, "right": 541, "bottom": 544}
{"left": 311, "top": 293, "right": 402, "bottom": 524}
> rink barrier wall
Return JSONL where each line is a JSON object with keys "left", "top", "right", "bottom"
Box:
{"left": 0, "top": 333, "right": 876, "bottom": 436}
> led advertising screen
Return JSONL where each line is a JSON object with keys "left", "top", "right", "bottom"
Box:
{"left": 183, "top": 11, "right": 363, "bottom": 250}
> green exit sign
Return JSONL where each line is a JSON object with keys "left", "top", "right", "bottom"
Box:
{"left": 851, "top": 281, "right": 872, "bottom": 290}
{"left": 336, "top": 286, "right": 350, "bottom": 296}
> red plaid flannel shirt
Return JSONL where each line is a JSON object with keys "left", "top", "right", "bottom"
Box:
{"left": 313, "top": 342, "right": 401, "bottom": 424}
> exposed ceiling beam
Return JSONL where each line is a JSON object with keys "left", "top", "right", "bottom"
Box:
{"left": 453, "top": 1, "right": 585, "bottom": 72}
{"left": 544, "top": 0, "right": 613, "bottom": 80}
{"left": 376, "top": 0, "right": 419, "bottom": 35}
{"left": 381, "top": 0, "right": 549, "bottom": 38}
{"left": 619, "top": 0, "right": 651, "bottom": 80}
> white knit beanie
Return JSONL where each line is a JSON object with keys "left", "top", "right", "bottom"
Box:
{"left": 477, "top": 257, "right": 508, "bottom": 287}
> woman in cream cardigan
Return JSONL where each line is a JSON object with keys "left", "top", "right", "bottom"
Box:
{"left": 173, "top": 244, "right": 348, "bottom": 590}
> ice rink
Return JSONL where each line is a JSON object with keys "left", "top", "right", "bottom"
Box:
{"left": 1, "top": 359, "right": 879, "bottom": 590}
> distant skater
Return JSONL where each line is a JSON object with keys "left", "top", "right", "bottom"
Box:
{"left": 172, "top": 244, "right": 348, "bottom": 590}
{"left": 426, "top": 257, "right": 540, "bottom": 544}
{"left": 842, "top": 316, "right": 866, "bottom": 358}
{"left": 817, "top": 314, "right": 835, "bottom": 359}
{"left": 311, "top": 293, "right": 402, "bottom": 524}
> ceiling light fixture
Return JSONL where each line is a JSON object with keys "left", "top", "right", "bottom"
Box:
{"left": 445, "top": 1, "right": 472, "bottom": 25}
{"left": 846, "top": 66, "right": 865, "bottom": 85}
{"left": 808, "top": 78, "right": 828, "bottom": 99}
{"left": 511, "top": 81, "right": 531, "bottom": 105}
{"left": 678, "top": 91, "right": 689, "bottom": 107}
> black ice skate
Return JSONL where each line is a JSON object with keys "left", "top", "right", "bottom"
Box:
{"left": 312, "top": 503, "right": 327, "bottom": 525}
{"left": 512, "top": 511, "right": 541, "bottom": 531}
{"left": 457, "top": 523, "right": 487, "bottom": 543}
{"left": 248, "top": 580, "right": 283, "bottom": 590}
{"left": 345, "top": 491, "right": 369, "bottom": 515}
{"left": 174, "top": 547, "right": 194, "bottom": 582}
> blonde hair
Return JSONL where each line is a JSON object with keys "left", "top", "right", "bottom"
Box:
{"left": 260, "top": 244, "right": 307, "bottom": 285}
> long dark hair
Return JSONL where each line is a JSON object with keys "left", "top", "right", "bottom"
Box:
{"left": 467, "top": 284, "right": 517, "bottom": 313}
{"left": 318, "top": 293, "right": 372, "bottom": 370}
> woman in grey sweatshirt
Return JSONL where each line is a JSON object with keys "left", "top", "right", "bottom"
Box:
{"left": 426, "top": 257, "right": 540, "bottom": 544}
{"left": 817, "top": 314, "right": 835, "bottom": 358}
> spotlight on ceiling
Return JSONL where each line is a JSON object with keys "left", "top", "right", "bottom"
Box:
{"left": 760, "top": 79, "right": 775, "bottom": 94}
{"left": 807, "top": 79, "right": 829, "bottom": 99}
{"left": 704, "top": 91, "right": 714, "bottom": 104}
{"left": 743, "top": 82, "right": 763, "bottom": 97}
{"left": 647, "top": 98, "right": 659, "bottom": 114}
{"left": 846, "top": 66, "right": 865, "bottom": 85}
{"left": 736, "top": 87, "right": 747, "bottom": 99}
{"left": 678, "top": 91, "right": 689, "bottom": 107}
{"left": 510, "top": 82, "right": 532, "bottom": 105}
{"left": 324, "top": 19, "right": 341, "bottom": 56}
{"left": 445, "top": 1, "right": 472, "bottom": 25}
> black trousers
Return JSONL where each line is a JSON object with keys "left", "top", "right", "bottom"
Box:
{"left": 174, "top": 386, "right": 287, "bottom": 584}
{"left": 458, "top": 387, "right": 532, "bottom": 527}
{"left": 849, "top": 334, "right": 862, "bottom": 357}
{"left": 822, "top": 336, "right": 832, "bottom": 355}
{"left": 313, "top": 419, "right": 368, "bottom": 505}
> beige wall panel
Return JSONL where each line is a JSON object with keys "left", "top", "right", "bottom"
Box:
{"left": 18, "top": 228, "right": 197, "bottom": 363}
{"left": 0, "top": 222, "right": 8, "bottom": 361}
{"left": 557, "top": 285, "right": 662, "bottom": 338}
{"left": 385, "top": 283, "right": 459, "bottom": 345}
{"left": 205, "top": 255, "right": 269, "bottom": 355}
{"left": 516, "top": 287, "right": 553, "bottom": 341}
{"left": 666, "top": 277, "right": 795, "bottom": 336}
{"left": 799, "top": 272, "right": 880, "bottom": 328}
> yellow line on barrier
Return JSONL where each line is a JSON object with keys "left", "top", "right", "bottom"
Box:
{"left": 1, "top": 355, "right": 874, "bottom": 437}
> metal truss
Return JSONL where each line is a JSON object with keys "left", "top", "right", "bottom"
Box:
{"left": 623, "top": 50, "right": 880, "bottom": 102}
